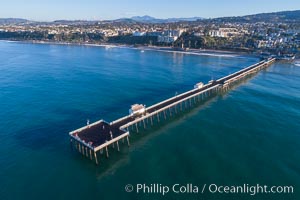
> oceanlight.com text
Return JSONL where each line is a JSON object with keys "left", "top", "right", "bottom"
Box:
{"left": 124, "top": 183, "right": 294, "bottom": 196}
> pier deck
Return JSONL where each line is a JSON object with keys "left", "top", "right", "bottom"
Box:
{"left": 69, "top": 58, "right": 276, "bottom": 164}
{"left": 72, "top": 121, "right": 127, "bottom": 148}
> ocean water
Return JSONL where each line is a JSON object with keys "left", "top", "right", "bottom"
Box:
{"left": 0, "top": 41, "right": 299, "bottom": 200}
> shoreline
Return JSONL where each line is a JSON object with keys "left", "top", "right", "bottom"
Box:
{"left": 0, "top": 39, "right": 258, "bottom": 58}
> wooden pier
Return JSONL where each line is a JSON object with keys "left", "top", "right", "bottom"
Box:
{"left": 69, "top": 58, "right": 276, "bottom": 164}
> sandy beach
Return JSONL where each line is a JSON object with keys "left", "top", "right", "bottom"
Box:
{"left": 1, "top": 39, "right": 257, "bottom": 58}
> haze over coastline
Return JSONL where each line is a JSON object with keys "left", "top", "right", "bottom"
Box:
{"left": 0, "top": 0, "right": 299, "bottom": 21}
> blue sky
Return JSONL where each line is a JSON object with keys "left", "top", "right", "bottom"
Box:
{"left": 1, "top": 0, "right": 299, "bottom": 21}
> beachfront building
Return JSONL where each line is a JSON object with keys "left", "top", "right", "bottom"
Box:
{"left": 209, "top": 28, "right": 242, "bottom": 38}
{"left": 209, "top": 30, "right": 225, "bottom": 37}
{"left": 157, "top": 29, "right": 184, "bottom": 43}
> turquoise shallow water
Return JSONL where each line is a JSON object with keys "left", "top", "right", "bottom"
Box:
{"left": 0, "top": 41, "right": 299, "bottom": 200}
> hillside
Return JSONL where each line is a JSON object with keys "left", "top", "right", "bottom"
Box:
{"left": 0, "top": 18, "right": 29, "bottom": 25}
{"left": 208, "top": 10, "right": 300, "bottom": 23}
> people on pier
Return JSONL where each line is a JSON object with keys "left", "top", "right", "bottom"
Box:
{"left": 110, "top": 131, "right": 113, "bottom": 139}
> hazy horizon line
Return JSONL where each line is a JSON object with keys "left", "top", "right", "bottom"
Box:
{"left": 0, "top": 9, "right": 298, "bottom": 22}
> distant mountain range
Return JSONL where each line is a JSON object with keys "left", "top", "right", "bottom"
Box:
{"left": 127, "top": 15, "right": 204, "bottom": 23}
{"left": 0, "top": 10, "right": 300, "bottom": 25}
{"left": 0, "top": 18, "right": 29, "bottom": 25}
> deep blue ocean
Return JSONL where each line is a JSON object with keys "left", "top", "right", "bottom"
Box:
{"left": 0, "top": 41, "right": 299, "bottom": 200}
